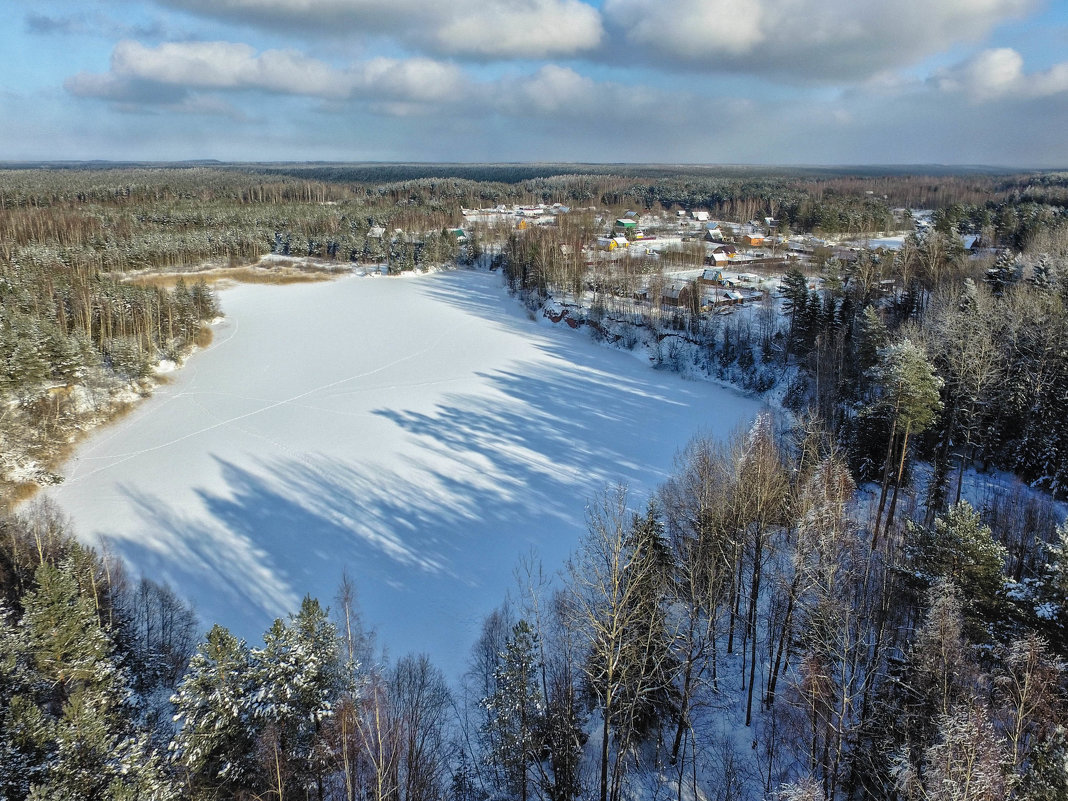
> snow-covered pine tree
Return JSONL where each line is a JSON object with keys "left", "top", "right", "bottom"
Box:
{"left": 1035, "top": 520, "right": 1068, "bottom": 653}
{"left": 905, "top": 501, "right": 1008, "bottom": 637}
{"left": 984, "top": 250, "right": 1022, "bottom": 297}
{"left": 618, "top": 500, "right": 679, "bottom": 740}
{"left": 249, "top": 596, "right": 345, "bottom": 801}
{"left": 170, "top": 624, "right": 258, "bottom": 799}
{"left": 866, "top": 338, "right": 943, "bottom": 545}
{"left": 481, "top": 619, "right": 543, "bottom": 801}
{"left": 0, "top": 603, "right": 48, "bottom": 800}
{"left": 17, "top": 558, "right": 176, "bottom": 800}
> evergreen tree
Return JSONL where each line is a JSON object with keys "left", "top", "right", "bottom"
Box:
{"left": 17, "top": 558, "right": 175, "bottom": 800}
{"left": 985, "top": 251, "right": 1022, "bottom": 296}
{"left": 906, "top": 502, "right": 1008, "bottom": 636}
{"left": 481, "top": 620, "right": 543, "bottom": 801}
{"left": 249, "top": 596, "right": 345, "bottom": 800}
{"left": 781, "top": 268, "right": 810, "bottom": 357}
{"left": 855, "top": 305, "right": 888, "bottom": 375}
{"left": 617, "top": 500, "right": 678, "bottom": 740}
{"left": 866, "top": 338, "right": 944, "bottom": 545}
{"left": 1035, "top": 521, "right": 1068, "bottom": 653}
{"left": 170, "top": 624, "right": 258, "bottom": 799}
{"left": 1019, "top": 725, "right": 1068, "bottom": 801}
{"left": 0, "top": 604, "right": 48, "bottom": 800}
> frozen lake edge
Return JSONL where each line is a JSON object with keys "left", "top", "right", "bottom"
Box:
{"left": 48, "top": 269, "right": 764, "bottom": 677}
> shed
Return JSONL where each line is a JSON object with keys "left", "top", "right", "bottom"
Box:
{"left": 662, "top": 281, "right": 694, "bottom": 308}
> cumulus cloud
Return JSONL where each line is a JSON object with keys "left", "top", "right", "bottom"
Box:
{"left": 602, "top": 0, "right": 1036, "bottom": 80}
{"left": 65, "top": 40, "right": 467, "bottom": 106}
{"left": 111, "top": 41, "right": 346, "bottom": 96}
{"left": 607, "top": 0, "right": 765, "bottom": 57}
{"left": 432, "top": 0, "right": 602, "bottom": 59}
{"left": 933, "top": 47, "right": 1068, "bottom": 101}
{"left": 156, "top": 0, "right": 603, "bottom": 58}
{"left": 494, "top": 65, "right": 600, "bottom": 116}
{"left": 484, "top": 64, "right": 683, "bottom": 127}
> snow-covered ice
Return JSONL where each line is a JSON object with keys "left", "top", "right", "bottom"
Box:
{"left": 48, "top": 269, "right": 763, "bottom": 677}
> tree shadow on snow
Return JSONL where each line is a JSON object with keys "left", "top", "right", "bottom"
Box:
{"left": 99, "top": 271, "right": 761, "bottom": 664}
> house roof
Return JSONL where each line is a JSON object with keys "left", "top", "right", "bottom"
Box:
{"left": 663, "top": 281, "right": 691, "bottom": 298}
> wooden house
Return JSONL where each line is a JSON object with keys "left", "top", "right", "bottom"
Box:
{"left": 661, "top": 281, "right": 694, "bottom": 308}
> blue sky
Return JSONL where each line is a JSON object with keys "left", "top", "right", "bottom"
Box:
{"left": 3, "top": 0, "right": 1067, "bottom": 165}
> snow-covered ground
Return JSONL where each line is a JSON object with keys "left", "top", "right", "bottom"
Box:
{"left": 47, "top": 269, "right": 763, "bottom": 677}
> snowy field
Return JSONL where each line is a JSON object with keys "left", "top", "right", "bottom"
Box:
{"left": 48, "top": 269, "right": 763, "bottom": 677}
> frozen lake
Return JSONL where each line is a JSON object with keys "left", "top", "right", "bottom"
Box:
{"left": 49, "top": 269, "right": 763, "bottom": 677}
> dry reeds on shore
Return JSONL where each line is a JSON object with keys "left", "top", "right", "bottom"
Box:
{"left": 122, "top": 261, "right": 342, "bottom": 289}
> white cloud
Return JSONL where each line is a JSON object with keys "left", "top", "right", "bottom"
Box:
{"left": 355, "top": 57, "right": 466, "bottom": 103}
{"left": 501, "top": 65, "right": 600, "bottom": 115}
{"left": 935, "top": 46, "right": 1068, "bottom": 101}
{"left": 607, "top": 0, "right": 765, "bottom": 57}
{"left": 933, "top": 47, "right": 1068, "bottom": 101}
{"left": 602, "top": 0, "right": 1036, "bottom": 80}
{"left": 485, "top": 64, "right": 681, "bottom": 126}
{"left": 157, "top": 0, "right": 603, "bottom": 58}
{"left": 65, "top": 40, "right": 467, "bottom": 105}
{"left": 432, "top": 0, "right": 602, "bottom": 59}
{"left": 111, "top": 40, "right": 347, "bottom": 96}
{"left": 933, "top": 48, "right": 1023, "bottom": 99}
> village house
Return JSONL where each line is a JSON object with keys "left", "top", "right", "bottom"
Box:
{"left": 598, "top": 236, "right": 630, "bottom": 251}
{"left": 661, "top": 281, "right": 694, "bottom": 308}
{"left": 702, "top": 287, "right": 747, "bottom": 309}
